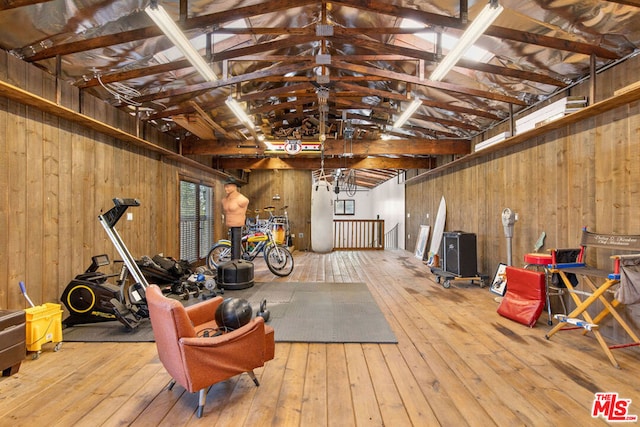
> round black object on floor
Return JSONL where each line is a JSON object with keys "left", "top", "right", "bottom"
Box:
{"left": 216, "top": 259, "right": 254, "bottom": 290}
{"left": 215, "top": 298, "right": 252, "bottom": 330}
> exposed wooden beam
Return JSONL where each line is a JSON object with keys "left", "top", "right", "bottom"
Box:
{"left": 333, "top": 82, "right": 502, "bottom": 121}
{"left": 332, "top": 0, "right": 619, "bottom": 59}
{"left": 78, "top": 34, "right": 320, "bottom": 89}
{"left": 24, "top": 0, "right": 319, "bottom": 62}
{"left": 188, "top": 101, "right": 233, "bottom": 138}
{"left": 0, "top": 0, "right": 52, "bottom": 10}
{"left": 132, "top": 61, "right": 316, "bottom": 104}
{"left": 605, "top": 0, "right": 640, "bottom": 6}
{"left": 331, "top": 59, "right": 527, "bottom": 106}
{"left": 183, "top": 138, "right": 470, "bottom": 156}
{"left": 214, "top": 156, "right": 435, "bottom": 170}
{"left": 329, "top": 35, "right": 566, "bottom": 87}
{"left": 331, "top": 97, "right": 481, "bottom": 132}
{"left": 23, "top": 0, "right": 619, "bottom": 67}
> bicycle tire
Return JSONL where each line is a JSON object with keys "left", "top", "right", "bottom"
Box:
{"left": 206, "top": 242, "right": 232, "bottom": 270}
{"left": 264, "top": 245, "right": 294, "bottom": 276}
{"left": 345, "top": 169, "right": 356, "bottom": 197}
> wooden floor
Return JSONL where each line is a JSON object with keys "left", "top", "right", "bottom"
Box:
{"left": 1, "top": 250, "right": 639, "bottom": 426}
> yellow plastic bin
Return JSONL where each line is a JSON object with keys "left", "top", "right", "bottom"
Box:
{"left": 24, "top": 303, "right": 63, "bottom": 358}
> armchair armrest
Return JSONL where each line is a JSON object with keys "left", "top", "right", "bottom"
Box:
{"left": 185, "top": 296, "right": 224, "bottom": 327}
{"left": 178, "top": 317, "right": 270, "bottom": 391}
{"left": 610, "top": 253, "right": 640, "bottom": 278}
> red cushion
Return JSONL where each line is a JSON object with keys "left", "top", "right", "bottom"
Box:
{"left": 497, "top": 266, "right": 546, "bottom": 327}
{"left": 523, "top": 253, "right": 552, "bottom": 265}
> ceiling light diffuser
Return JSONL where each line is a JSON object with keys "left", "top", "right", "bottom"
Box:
{"left": 393, "top": 99, "right": 423, "bottom": 128}
{"left": 145, "top": 2, "right": 218, "bottom": 82}
{"left": 429, "top": 0, "right": 503, "bottom": 81}
{"left": 226, "top": 97, "right": 255, "bottom": 129}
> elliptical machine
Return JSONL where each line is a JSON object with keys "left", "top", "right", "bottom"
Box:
{"left": 60, "top": 198, "right": 150, "bottom": 329}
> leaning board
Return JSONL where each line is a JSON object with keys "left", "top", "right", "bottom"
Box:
{"left": 428, "top": 196, "right": 447, "bottom": 257}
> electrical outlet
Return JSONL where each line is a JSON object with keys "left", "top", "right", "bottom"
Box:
{"left": 126, "top": 212, "right": 133, "bottom": 221}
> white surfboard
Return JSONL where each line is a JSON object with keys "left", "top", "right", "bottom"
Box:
{"left": 427, "top": 196, "right": 446, "bottom": 264}
{"left": 311, "top": 180, "right": 333, "bottom": 253}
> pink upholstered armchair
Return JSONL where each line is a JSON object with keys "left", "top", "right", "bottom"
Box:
{"left": 146, "top": 285, "right": 275, "bottom": 418}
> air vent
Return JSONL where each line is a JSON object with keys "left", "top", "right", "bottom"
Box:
{"left": 316, "top": 24, "right": 334, "bottom": 36}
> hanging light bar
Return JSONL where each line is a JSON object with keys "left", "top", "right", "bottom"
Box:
{"left": 393, "top": 99, "right": 423, "bottom": 128}
{"left": 429, "top": 0, "right": 503, "bottom": 82}
{"left": 225, "top": 97, "right": 255, "bottom": 129}
{"left": 145, "top": 1, "right": 218, "bottom": 82}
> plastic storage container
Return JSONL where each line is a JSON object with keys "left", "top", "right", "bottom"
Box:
{"left": 24, "top": 303, "right": 63, "bottom": 358}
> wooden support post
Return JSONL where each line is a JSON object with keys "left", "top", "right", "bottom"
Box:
{"left": 508, "top": 103, "right": 514, "bottom": 137}
{"left": 55, "top": 55, "right": 61, "bottom": 105}
{"left": 589, "top": 53, "right": 596, "bottom": 105}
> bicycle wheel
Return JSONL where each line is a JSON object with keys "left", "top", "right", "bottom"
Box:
{"left": 345, "top": 169, "right": 356, "bottom": 197}
{"left": 264, "top": 245, "right": 294, "bottom": 276}
{"left": 206, "top": 243, "right": 232, "bottom": 269}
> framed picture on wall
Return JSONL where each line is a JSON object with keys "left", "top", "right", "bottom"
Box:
{"left": 490, "top": 263, "right": 508, "bottom": 296}
{"left": 335, "top": 199, "right": 355, "bottom": 215}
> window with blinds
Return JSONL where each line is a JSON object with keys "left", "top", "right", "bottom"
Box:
{"left": 180, "top": 180, "right": 214, "bottom": 263}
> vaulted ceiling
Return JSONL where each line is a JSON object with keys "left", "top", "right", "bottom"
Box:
{"left": 1, "top": 0, "right": 640, "bottom": 188}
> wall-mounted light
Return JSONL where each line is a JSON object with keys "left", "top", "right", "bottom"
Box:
{"left": 429, "top": 0, "right": 504, "bottom": 82}
{"left": 393, "top": 98, "right": 423, "bottom": 128}
{"left": 225, "top": 96, "right": 255, "bottom": 129}
{"left": 145, "top": 1, "right": 218, "bottom": 82}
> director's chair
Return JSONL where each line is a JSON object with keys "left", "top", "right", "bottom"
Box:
{"left": 545, "top": 228, "right": 640, "bottom": 368}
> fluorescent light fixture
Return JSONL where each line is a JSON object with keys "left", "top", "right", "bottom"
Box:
{"left": 401, "top": 18, "right": 494, "bottom": 63}
{"left": 226, "top": 97, "right": 255, "bottom": 129}
{"left": 429, "top": 0, "right": 503, "bottom": 81}
{"left": 393, "top": 99, "right": 423, "bottom": 128}
{"left": 145, "top": 2, "right": 218, "bottom": 82}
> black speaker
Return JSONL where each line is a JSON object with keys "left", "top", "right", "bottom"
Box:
{"left": 442, "top": 232, "right": 477, "bottom": 277}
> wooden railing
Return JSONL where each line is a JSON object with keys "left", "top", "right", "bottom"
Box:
{"left": 333, "top": 219, "right": 385, "bottom": 250}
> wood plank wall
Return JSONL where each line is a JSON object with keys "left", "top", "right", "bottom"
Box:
{"left": 405, "top": 54, "right": 640, "bottom": 341}
{"left": 0, "top": 51, "right": 224, "bottom": 311}
{"left": 239, "top": 169, "right": 312, "bottom": 251}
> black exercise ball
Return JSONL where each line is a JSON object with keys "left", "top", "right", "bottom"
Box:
{"left": 215, "top": 297, "right": 252, "bottom": 331}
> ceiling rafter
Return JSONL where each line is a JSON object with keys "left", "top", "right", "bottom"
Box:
{"left": 134, "top": 61, "right": 316, "bottom": 104}
{"left": 3, "top": 0, "right": 636, "bottom": 189}
{"left": 332, "top": 0, "right": 620, "bottom": 59}
{"left": 330, "top": 59, "right": 527, "bottom": 106}
{"left": 22, "top": 0, "right": 319, "bottom": 62}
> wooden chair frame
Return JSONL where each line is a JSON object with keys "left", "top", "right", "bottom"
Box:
{"left": 545, "top": 228, "right": 640, "bottom": 368}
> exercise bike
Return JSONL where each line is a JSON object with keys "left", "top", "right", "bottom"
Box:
{"left": 60, "top": 254, "right": 146, "bottom": 329}
{"left": 60, "top": 198, "right": 150, "bottom": 329}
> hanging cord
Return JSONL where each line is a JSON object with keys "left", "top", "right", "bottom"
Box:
{"left": 97, "top": 74, "right": 142, "bottom": 107}
{"left": 315, "top": 86, "right": 330, "bottom": 190}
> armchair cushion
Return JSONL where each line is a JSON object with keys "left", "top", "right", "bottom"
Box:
{"left": 497, "top": 267, "right": 546, "bottom": 327}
